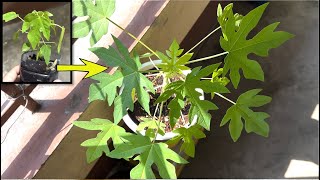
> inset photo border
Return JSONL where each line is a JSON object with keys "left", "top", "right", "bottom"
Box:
{"left": 1, "top": 1, "right": 72, "bottom": 84}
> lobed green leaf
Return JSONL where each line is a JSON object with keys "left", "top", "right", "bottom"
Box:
{"left": 89, "top": 36, "right": 154, "bottom": 124}
{"left": 3, "top": 12, "right": 19, "bottom": 22}
{"left": 109, "top": 134, "right": 188, "bottom": 179}
{"left": 73, "top": 118, "right": 130, "bottom": 163}
{"left": 220, "top": 89, "right": 271, "bottom": 141}
{"left": 40, "top": 44, "right": 51, "bottom": 65}
{"left": 72, "top": 0, "right": 116, "bottom": 46}
{"left": 218, "top": 3, "right": 294, "bottom": 88}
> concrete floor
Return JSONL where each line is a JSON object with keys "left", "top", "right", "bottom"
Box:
{"left": 2, "top": 3, "right": 71, "bottom": 82}
{"left": 180, "top": 1, "right": 319, "bottom": 178}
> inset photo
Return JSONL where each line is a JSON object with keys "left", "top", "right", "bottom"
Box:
{"left": 2, "top": 2, "right": 71, "bottom": 83}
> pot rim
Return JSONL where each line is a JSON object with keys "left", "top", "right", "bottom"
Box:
{"left": 122, "top": 60, "right": 204, "bottom": 141}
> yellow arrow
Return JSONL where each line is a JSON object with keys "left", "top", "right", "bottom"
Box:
{"left": 57, "top": 58, "right": 107, "bottom": 78}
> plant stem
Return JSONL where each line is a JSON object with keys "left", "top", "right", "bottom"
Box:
{"left": 18, "top": 16, "right": 25, "bottom": 22}
{"left": 184, "top": 26, "right": 221, "bottom": 55}
{"left": 149, "top": 57, "right": 159, "bottom": 70}
{"left": 186, "top": 51, "right": 228, "bottom": 64}
{"left": 39, "top": 41, "right": 56, "bottom": 44}
{"left": 153, "top": 74, "right": 168, "bottom": 143}
{"left": 153, "top": 103, "right": 160, "bottom": 120}
{"left": 53, "top": 23, "right": 64, "bottom": 29}
{"left": 214, "top": 92, "right": 236, "bottom": 105}
{"left": 153, "top": 101, "right": 164, "bottom": 143}
{"left": 40, "top": 36, "right": 47, "bottom": 46}
{"left": 106, "top": 17, "right": 160, "bottom": 60}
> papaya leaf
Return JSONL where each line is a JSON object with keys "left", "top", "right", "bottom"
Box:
{"left": 27, "top": 28, "right": 40, "bottom": 50}
{"left": 3, "top": 12, "right": 18, "bottom": 22}
{"left": 39, "top": 44, "right": 51, "bottom": 65}
{"left": 217, "top": 3, "right": 243, "bottom": 39}
{"left": 136, "top": 117, "right": 166, "bottom": 139}
{"left": 156, "top": 39, "right": 193, "bottom": 78}
{"left": 22, "top": 43, "right": 30, "bottom": 52}
{"left": 166, "top": 124, "right": 205, "bottom": 157}
{"left": 109, "top": 134, "right": 188, "bottom": 179}
{"left": 89, "top": 36, "right": 154, "bottom": 124}
{"left": 220, "top": 89, "right": 272, "bottom": 142}
{"left": 25, "top": 11, "right": 52, "bottom": 40}
{"left": 73, "top": 118, "right": 131, "bottom": 163}
{"left": 89, "top": 71, "right": 123, "bottom": 104}
{"left": 218, "top": 3, "right": 294, "bottom": 88}
{"left": 21, "top": 21, "right": 30, "bottom": 33}
{"left": 156, "top": 63, "right": 230, "bottom": 130}
{"left": 211, "top": 67, "right": 230, "bottom": 98}
{"left": 167, "top": 96, "right": 184, "bottom": 128}
{"left": 72, "top": 0, "right": 116, "bottom": 46}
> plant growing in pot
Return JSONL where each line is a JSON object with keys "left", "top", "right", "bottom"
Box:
{"left": 73, "top": 2, "right": 294, "bottom": 179}
{"left": 3, "top": 10, "right": 65, "bottom": 82}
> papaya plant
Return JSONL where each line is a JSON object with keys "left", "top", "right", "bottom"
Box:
{"left": 2, "top": 10, "right": 65, "bottom": 65}
{"left": 73, "top": 2, "right": 294, "bottom": 178}
{"left": 72, "top": 0, "right": 116, "bottom": 46}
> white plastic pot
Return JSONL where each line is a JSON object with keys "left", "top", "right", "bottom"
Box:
{"left": 122, "top": 60, "right": 204, "bottom": 141}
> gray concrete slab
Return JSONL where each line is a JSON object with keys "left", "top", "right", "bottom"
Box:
{"left": 2, "top": 3, "right": 71, "bottom": 82}
{"left": 180, "top": 1, "right": 319, "bottom": 178}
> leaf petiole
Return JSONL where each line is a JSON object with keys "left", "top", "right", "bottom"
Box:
{"left": 184, "top": 26, "right": 221, "bottom": 56}
{"left": 148, "top": 57, "right": 159, "bottom": 70}
{"left": 17, "top": 16, "right": 24, "bottom": 22}
{"left": 153, "top": 74, "right": 169, "bottom": 143}
{"left": 214, "top": 92, "right": 236, "bottom": 105}
{"left": 186, "top": 51, "right": 228, "bottom": 64}
{"left": 52, "top": 23, "right": 64, "bottom": 29}
{"left": 39, "top": 41, "right": 56, "bottom": 44}
{"left": 106, "top": 17, "right": 161, "bottom": 60}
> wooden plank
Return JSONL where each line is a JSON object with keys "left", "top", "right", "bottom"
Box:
{"left": 1, "top": 85, "right": 40, "bottom": 126}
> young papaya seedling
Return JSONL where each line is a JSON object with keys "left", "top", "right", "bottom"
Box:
{"left": 3, "top": 10, "right": 65, "bottom": 65}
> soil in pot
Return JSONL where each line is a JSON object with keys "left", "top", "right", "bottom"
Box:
{"left": 128, "top": 75, "right": 191, "bottom": 133}
{"left": 20, "top": 50, "right": 60, "bottom": 82}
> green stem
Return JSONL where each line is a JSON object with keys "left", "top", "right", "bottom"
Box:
{"left": 40, "top": 36, "right": 47, "bottom": 46}
{"left": 152, "top": 74, "right": 168, "bottom": 143}
{"left": 106, "top": 17, "right": 160, "bottom": 60}
{"left": 18, "top": 16, "right": 25, "bottom": 22}
{"left": 152, "top": 101, "right": 164, "bottom": 143}
{"left": 40, "top": 41, "right": 56, "bottom": 44}
{"left": 214, "top": 92, "right": 236, "bottom": 105}
{"left": 184, "top": 26, "right": 221, "bottom": 55}
{"left": 53, "top": 23, "right": 64, "bottom": 29}
{"left": 149, "top": 57, "right": 159, "bottom": 70}
{"left": 186, "top": 51, "right": 228, "bottom": 64}
{"left": 152, "top": 103, "right": 160, "bottom": 120}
